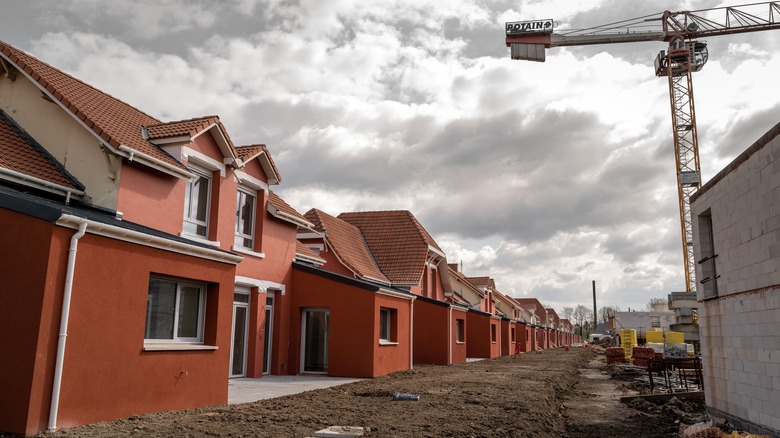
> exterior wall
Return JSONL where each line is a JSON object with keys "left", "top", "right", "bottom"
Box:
{"left": 451, "top": 308, "right": 468, "bottom": 364}
{"left": 0, "top": 210, "right": 59, "bottom": 436}
{"left": 117, "top": 163, "right": 183, "bottom": 233}
{"left": 500, "top": 320, "right": 515, "bottom": 356}
{"left": 0, "top": 74, "right": 121, "bottom": 208}
{"left": 289, "top": 267, "right": 411, "bottom": 378}
{"left": 412, "top": 299, "right": 450, "bottom": 365}
{"left": 691, "top": 125, "right": 780, "bottom": 436}
{"left": 466, "top": 311, "right": 491, "bottom": 358}
{"left": 0, "top": 212, "right": 237, "bottom": 436}
{"left": 518, "top": 323, "right": 531, "bottom": 352}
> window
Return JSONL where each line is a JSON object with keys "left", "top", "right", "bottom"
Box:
{"left": 650, "top": 316, "right": 661, "bottom": 328}
{"left": 145, "top": 277, "right": 206, "bottom": 343}
{"left": 491, "top": 324, "right": 497, "bottom": 343}
{"left": 456, "top": 318, "right": 465, "bottom": 343}
{"left": 183, "top": 167, "right": 212, "bottom": 238}
{"left": 379, "top": 308, "right": 397, "bottom": 343}
{"left": 235, "top": 188, "right": 256, "bottom": 248}
{"left": 697, "top": 212, "right": 719, "bottom": 299}
{"left": 511, "top": 327, "right": 516, "bottom": 342}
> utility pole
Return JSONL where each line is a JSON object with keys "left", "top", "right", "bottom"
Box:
{"left": 592, "top": 280, "right": 597, "bottom": 329}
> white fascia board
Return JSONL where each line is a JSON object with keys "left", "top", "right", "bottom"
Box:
{"left": 267, "top": 205, "right": 315, "bottom": 229}
{"left": 56, "top": 214, "right": 242, "bottom": 264}
{"left": 149, "top": 135, "right": 191, "bottom": 146}
{"left": 0, "top": 168, "right": 84, "bottom": 198}
{"left": 427, "top": 244, "right": 446, "bottom": 259}
{"left": 377, "top": 288, "right": 415, "bottom": 301}
{"left": 294, "top": 254, "right": 326, "bottom": 266}
{"left": 234, "top": 170, "right": 269, "bottom": 193}
{"left": 181, "top": 146, "right": 226, "bottom": 177}
{"left": 234, "top": 276, "right": 286, "bottom": 294}
{"left": 193, "top": 123, "right": 239, "bottom": 167}
{"left": 297, "top": 231, "right": 325, "bottom": 239}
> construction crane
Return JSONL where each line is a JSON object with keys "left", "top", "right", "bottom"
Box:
{"left": 505, "top": 2, "right": 780, "bottom": 292}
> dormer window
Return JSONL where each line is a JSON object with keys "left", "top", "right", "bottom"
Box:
{"left": 183, "top": 166, "right": 212, "bottom": 238}
{"left": 235, "top": 187, "right": 256, "bottom": 249}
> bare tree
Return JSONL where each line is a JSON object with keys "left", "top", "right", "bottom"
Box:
{"left": 561, "top": 306, "right": 574, "bottom": 321}
{"left": 646, "top": 297, "right": 668, "bottom": 311}
{"left": 598, "top": 305, "right": 619, "bottom": 324}
{"left": 573, "top": 304, "right": 593, "bottom": 336}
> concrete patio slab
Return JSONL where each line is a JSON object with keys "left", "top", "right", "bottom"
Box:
{"left": 228, "top": 375, "right": 363, "bottom": 404}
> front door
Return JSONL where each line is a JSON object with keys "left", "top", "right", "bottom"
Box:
{"left": 263, "top": 294, "right": 274, "bottom": 374}
{"left": 301, "top": 308, "right": 329, "bottom": 373}
{"left": 230, "top": 289, "right": 250, "bottom": 377}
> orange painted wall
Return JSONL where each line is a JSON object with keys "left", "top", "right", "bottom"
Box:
{"left": 290, "top": 266, "right": 411, "bottom": 378}
{"left": 116, "top": 162, "right": 183, "bottom": 235}
{"left": 451, "top": 308, "right": 468, "bottom": 364}
{"left": 466, "top": 311, "right": 491, "bottom": 358}
{"left": 0, "top": 212, "right": 236, "bottom": 436}
{"left": 500, "top": 320, "right": 518, "bottom": 356}
{"left": 54, "top": 231, "right": 235, "bottom": 431}
{"left": 518, "top": 323, "right": 531, "bottom": 353}
{"left": 0, "top": 210, "right": 58, "bottom": 436}
{"left": 412, "top": 299, "right": 449, "bottom": 365}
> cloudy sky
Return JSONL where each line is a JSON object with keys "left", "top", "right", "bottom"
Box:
{"left": 2, "top": 0, "right": 778, "bottom": 314}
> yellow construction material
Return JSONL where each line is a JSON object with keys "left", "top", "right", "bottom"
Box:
{"left": 666, "top": 331, "right": 684, "bottom": 345}
{"left": 620, "top": 329, "right": 637, "bottom": 345}
{"left": 646, "top": 330, "right": 663, "bottom": 343}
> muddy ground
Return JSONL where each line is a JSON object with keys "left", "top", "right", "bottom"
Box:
{"left": 36, "top": 347, "right": 707, "bottom": 437}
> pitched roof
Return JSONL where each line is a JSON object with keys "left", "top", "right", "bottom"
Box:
{"left": 304, "top": 209, "right": 390, "bottom": 285}
{"left": 267, "top": 191, "right": 313, "bottom": 229}
{"left": 338, "top": 210, "right": 443, "bottom": 285}
{"left": 145, "top": 115, "right": 221, "bottom": 139}
{"left": 0, "top": 40, "right": 187, "bottom": 175}
{"left": 235, "top": 144, "right": 281, "bottom": 184}
{"left": 465, "top": 276, "right": 494, "bottom": 290}
{"left": 0, "top": 108, "right": 84, "bottom": 194}
{"left": 447, "top": 266, "right": 485, "bottom": 298}
{"left": 294, "top": 241, "right": 326, "bottom": 266}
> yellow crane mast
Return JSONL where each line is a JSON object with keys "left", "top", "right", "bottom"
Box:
{"left": 505, "top": 3, "right": 780, "bottom": 291}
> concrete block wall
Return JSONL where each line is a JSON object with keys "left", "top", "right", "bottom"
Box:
{"left": 699, "top": 288, "right": 780, "bottom": 435}
{"left": 691, "top": 122, "right": 780, "bottom": 436}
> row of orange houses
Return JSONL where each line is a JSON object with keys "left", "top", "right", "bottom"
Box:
{"left": 0, "top": 40, "right": 579, "bottom": 437}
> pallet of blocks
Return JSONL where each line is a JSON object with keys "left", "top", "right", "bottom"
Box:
{"left": 632, "top": 347, "right": 656, "bottom": 368}
{"left": 620, "top": 329, "right": 637, "bottom": 359}
{"left": 606, "top": 347, "right": 628, "bottom": 364}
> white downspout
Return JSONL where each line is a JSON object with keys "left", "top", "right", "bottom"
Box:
{"left": 448, "top": 306, "right": 452, "bottom": 365}
{"left": 409, "top": 296, "right": 416, "bottom": 370}
{"left": 48, "top": 221, "right": 88, "bottom": 432}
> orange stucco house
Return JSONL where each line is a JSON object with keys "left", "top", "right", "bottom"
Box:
{"left": 0, "top": 40, "right": 303, "bottom": 435}
{"left": 338, "top": 210, "right": 470, "bottom": 365}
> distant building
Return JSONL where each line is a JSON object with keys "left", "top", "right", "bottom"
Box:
{"left": 611, "top": 310, "right": 676, "bottom": 343}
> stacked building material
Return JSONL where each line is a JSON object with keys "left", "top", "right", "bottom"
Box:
{"left": 620, "top": 329, "right": 637, "bottom": 359}
{"left": 606, "top": 347, "right": 628, "bottom": 364}
{"left": 632, "top": 347, "right": 656, "bottom": 367}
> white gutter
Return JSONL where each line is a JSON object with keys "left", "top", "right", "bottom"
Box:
{"left": 56, "top": 215, "right": 242, "bottom": 265}
{"left": 376, "top": 288, "right": 415, "bottom": 301}
{"left": 267, "top": 206, "right": 315, "bottom": 230}
{"left": 48, "top": 221, "right": 87, "bottom": 432}
{"left": 0, "top": 167, "right": 84, "bottom": 203}
{"left": 117, "top": 145, "right": 192, "bottom": 180}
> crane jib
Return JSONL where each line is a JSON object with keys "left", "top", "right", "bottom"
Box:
{"left": 506, "top": 20, "right": 554, "bottom": 35}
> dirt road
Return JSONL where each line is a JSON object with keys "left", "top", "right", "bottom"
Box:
{"left": 39, "top": 347, "right": 705, "bottom": 437}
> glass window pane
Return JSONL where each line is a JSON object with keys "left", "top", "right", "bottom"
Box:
{"left": 177, "top": 285, "right": 202, "bottom": 338}
{"left": 193, "top": 176, "right": 209, "bottom": 222}
{"left": 145, "top": 279, "right": 176, "bottom": 339}
{"left": 232, "top": 307, "right": 248, "bottom": 376}
{"left": 379, "top": 309, "right": 389, "bottom": 340}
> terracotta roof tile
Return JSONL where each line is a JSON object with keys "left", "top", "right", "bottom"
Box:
{"left": 0, "top": 109, "right": 84, "bottom": 191}
{"left": 0, "top": 40, "right": 185, "bottom": 171}
{"left": 267, "top": 191, "right": 312, "bottom": 227}
{"left": 145, "top": 115, "right": 220, "bottom": 139}
{"left": 304, "top": 209, "right": 390, "bottom": 284}
{"left": 338, "top": 210, "right": 442, "bottom": 285}
{"left": 236, "top": 144, "right": 281, "bottom": 183}
{"left": 295, "top": 240, "right": 326, "bottom": 264}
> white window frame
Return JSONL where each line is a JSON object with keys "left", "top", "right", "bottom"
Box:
{"left": 379, "top": 308, "right": 396, "bottom": 344}
{"left": 455, "top": 318, "right": 465, "bottom": 343}
{"left": 234, "top": 186, "right": 257, "bottom": 250}
{"left": 183, "top": 165, "right": 212, "bottom": 239}
{"left": 145, "top": 277, "right": 206, "bottom": 344}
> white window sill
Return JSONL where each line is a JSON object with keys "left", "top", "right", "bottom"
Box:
{"left": 456, "top": 341, "right": 466, "bottom": 345}
{"left": 231, "top": 245, "right": 265, "bottom": 259}
{"left": 179, "top": 233, "right": 221, "bottom": 247}
{"left": 143, "top": 343, "right": 218, "bottom": 352}
{"left": 379, "top": 340, "right": 398, "bottom": 346}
